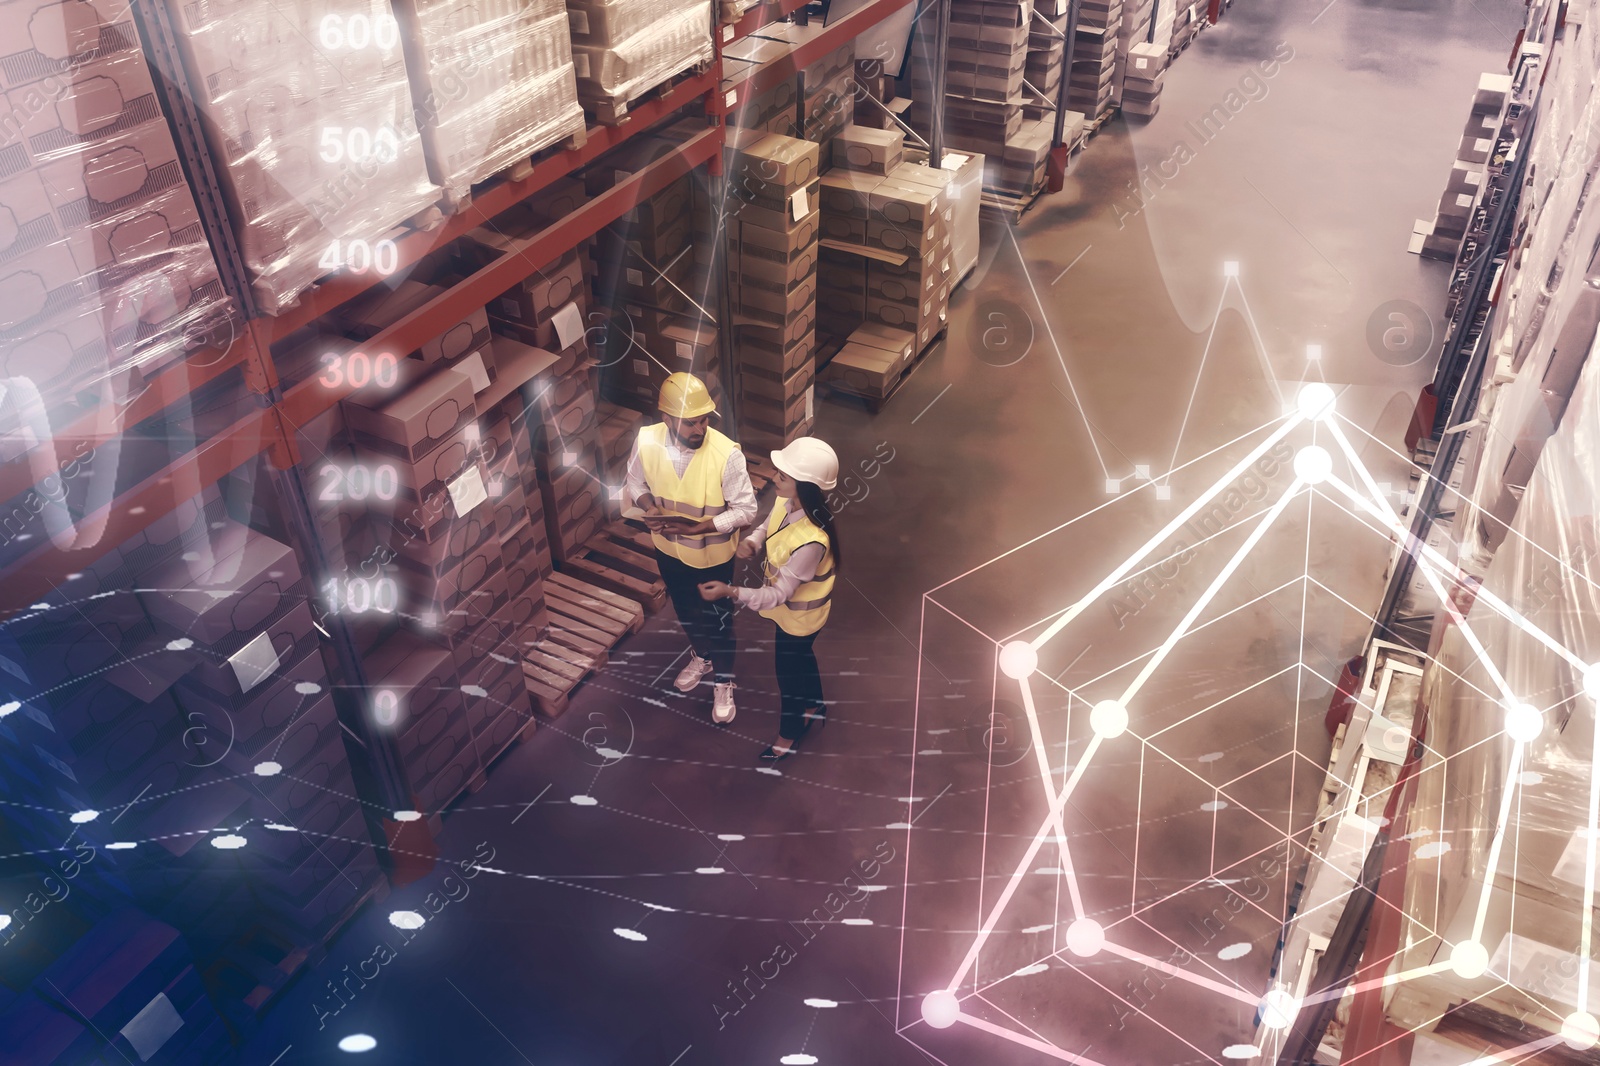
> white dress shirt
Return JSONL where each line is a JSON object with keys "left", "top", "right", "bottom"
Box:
{"left": 623, "top": 429, "right": 758, "bottom": 535}
{"left": 733, "top": 501, "right": 825, "bottom": 612}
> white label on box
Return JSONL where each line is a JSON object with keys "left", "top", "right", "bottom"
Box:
{"left": 626, "top": 267, "right": 644, "bottom": 286}
{"left": 726, "top": 89, "right": 739, "bottom": 108}
{"left": 552, "top": 301, "right": 585, "bottom": 349}
{"left": 120, "top": 993, "right": 183, "bottom": 1063}
{"left": 568, "top": 8, "right": 589, "bottom": 33}
{"left": 722, "top": 23, "right": 734, "bottom": 40}
{"left": 791, "top": 186, "right": 808, "bottom": 221}
{"left": 449, "top": 466, "right": 488, "bottom": 516}
{"left": 574, "top": 53, "right": 590, "bottom": 79}
{"left": 633, "top": 359, "right": 649, "bottom": 375}
{"left": 675, "top": 341, "right": 693, "bottom": 360}
{"left": 456, "top": 350, "right": 491, "bottom": 393}
{"left": 228, "top": 631, "right": 281, "bottom": 695}
{"left": 805, "top": 385, "right": 814, "bottom": 420}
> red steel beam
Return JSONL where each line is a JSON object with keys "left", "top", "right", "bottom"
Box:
{"left": 0, "top": 339, "right": 249, "bottom": 506}
{"left": 268, "top": 68, "right": 720, "bottom": 343}
{"left": 278, "top": 124, "right": 722, "bottom": 432}
{"left": 0, "top": 125, "right": 721, "bottom": 616}
{"left": 719, "top": 0, "right": 919, "bottom": 113}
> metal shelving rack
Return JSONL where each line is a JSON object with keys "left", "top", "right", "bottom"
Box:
{"left": 0, "top": 0, "right": 938, "bottom": 622}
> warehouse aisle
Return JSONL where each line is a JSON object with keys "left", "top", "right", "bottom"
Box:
{"left": 244, "top": 2, "right": 1522, "bottom": 1062}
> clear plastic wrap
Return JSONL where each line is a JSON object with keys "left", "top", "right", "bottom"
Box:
{"left": 0, "top": 0, "right": 232, "bottom": 447}
{"left": 166, "top": 0, "right": 441, "bottom": 313}
{"left": 1386, "top": 351, "right": 1600, "bottom": 1042}
{"left": 393, "top": 0, "right": 584, "bottom": 203}
{"left": 567, "top": 0, "right": 712, "bottom": 110}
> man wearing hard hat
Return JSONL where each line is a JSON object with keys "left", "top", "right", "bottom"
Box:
{"left": 624, "top": 372, "right": 758, "bottom": 723}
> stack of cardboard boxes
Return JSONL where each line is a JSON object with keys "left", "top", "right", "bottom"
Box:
{"left": 817, "top": 126, "right": 953, "bottom": 401}
{"left": 1069, "top": 0, "right": 1124, "bottom": 121}
{"left": 1024, "top": 2, "right": 1068, "bottom": 120}
{"left": 0, "top": 0, "right": 233, "bottom": 409}
{"left": 392, "top": 0, "right": 585, "bottom": 205}
{"left": 726, "top": 130, "right": 820, "bottom": 451}
{"left": 800, "top": 41, "right": 857, "bottom": 165}
{"left": 565, "top": 0, "right": 714, "bottom": 121}
{"left": 594, "top": 167, "right": 721, "bottom": 413}
{"left": 909, "top": 0, "right": 1031, "bottom": 158}
{"left": 1121, "top": 41, "right": 1165, "bottom": 118}
{"left": 1411, "top": 74, "right": 1512, "bottom": 264}
{"left": 165, "top": 0, "right": 441, "bottom": 313}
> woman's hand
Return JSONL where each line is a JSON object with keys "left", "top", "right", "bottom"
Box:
{"left": 736, "top": 539, "right": 757, "bottom": 560}
{"left": 698, "top": 581, "right": 733, "bottom": 601}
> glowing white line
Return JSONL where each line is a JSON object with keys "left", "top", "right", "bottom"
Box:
{"left": 1459, "top": 1035, "right": 1565, "bottom": 1064}
{"left": 1163, "top": 279, "right": 1233, "bottom": 486}
{"left": 1474, "top": 743, "right": 1526, "bottom": 943}
{"left": 1583, "top": 697, "right": 1600, "bottom": 1012}
{"left": 1031, "top": 416, "right": 1305, "bottom": 649}
{"left": 1018, "top": 677, "right": 1084, "bottom": 919}
{"left": 1119, "top": 479, "right": 1306, "bottom": 706}
{"left": 1098, "top": 940, "right": 1259, "bottom": 1005}
{"left": 953, "top": 1011, "right": 1110, "bottom": 1064}
{"left": 945, "top": 735, "right": 1106, "bottom": 994}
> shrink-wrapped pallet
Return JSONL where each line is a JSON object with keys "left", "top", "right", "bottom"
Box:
{"left": 567, "top": 0, "right": 713, "bottom": 121}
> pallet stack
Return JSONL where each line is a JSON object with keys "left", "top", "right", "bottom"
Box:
{"left": 817, "top": 127, "right": 952, "bottom": 405}
{"left": 165, "top": 0, "right": 441, "bottom": 313}
{"left": 1411, "top": 74, "right": 1513, "bottom": 263}
{"left": 726, "top": 130, "right": 821, "bottom": 451}
{"left": 1069, "top": 0, "right": 1124, "bottom": 121}
{"left": 565, "top": 0, "right": 714, "bottom": 124}
{"left": 1121, "top": 41, "right": 1166, "bottom": 117}
{"left": 0, "top": 0, "right": 234, "bottom": 405}
{"left": 392, "top": 0, "right": 585, "bottom": 206}
{"left": 909, "top": 0, "right": 1030, "bottom": 159}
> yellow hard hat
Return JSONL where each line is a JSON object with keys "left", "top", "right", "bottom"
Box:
{"left": 658, "top": 372, "right": 716, "bottom": 418}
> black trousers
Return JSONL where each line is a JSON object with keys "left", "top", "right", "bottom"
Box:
{"left": 774, "top": 624, "right": 825, "bottom": 740}
{"left": 655, "top": 550, "right": 736, "bottom": 683}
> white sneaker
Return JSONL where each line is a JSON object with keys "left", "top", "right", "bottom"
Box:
{"left": 674, "top": 653, "right": 713, "bottom": 692}
{"left": 712, "top": 683, "right": 737, "bottom": 724}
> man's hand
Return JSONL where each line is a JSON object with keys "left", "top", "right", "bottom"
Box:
{"left": 698, "top": 581, "right": 733, "bottom": 601}
{"left": 735, "top": 539, "right": 758, "bottom": 560}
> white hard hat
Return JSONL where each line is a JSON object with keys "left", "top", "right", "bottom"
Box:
{"left": 770, "top": 437, "right": 839, "bottom": 491}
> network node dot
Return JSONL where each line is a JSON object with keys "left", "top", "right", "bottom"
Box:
{"left": 1584, "top": 664, "right": 1600, "bottom": 700}
{"left": 392, "top": 810, "right": 422, "bottom": 823}
{"left": 1504, "top": 701, "right": 1544, "bottom": 744}
{"left": 1260, "top": 988, "right": 1298, "bottom": 1030}
{"left": 338, "top": 1034, "right": 377, "bottom": 1053}
{"left": 1450, "top": 940, "right": 1489, "bottom": 980}
{"left": 1066, "top": 918, "right": 1105, "bottom": 957}
{"left": 388, "top": 910, "right": 425, "bottom": 930}
{"left": 1296, "top": 382, "right": 1337, "bottom": 422}
{"left": 1563, "top": 1011, "right": 1600, "bottom": 1050}
{"left": 922, "top": 989, "right": 961, "bottom": 1029}
{"left": 254, "top": 761, "right": 282, "bottom": 777}
{"left": 1293, "top": 446, "right": 1334, "bottom": 485}
{"left": 998, "top": 641, "right": 1039, "bottom": 680}
{"left": 1090, "top": 700, "right": 1129, "bottom": 739}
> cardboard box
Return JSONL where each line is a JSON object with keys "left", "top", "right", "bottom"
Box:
{"left": 736, "top": 311, "right": 814, "bottom": 356}
{"left": 737, "top": 214, "right": 820, "bottom": 259}
{"left": 141, "top": 527, "right": 302, "bottom": 645}
{"left": 339, "top": 281, "right": 492, "bottom": 365}
{"left": 833, "top": 124, "right": 905, "bottom": 174}
{"left": 343, "top": 364, "right": 476, "bottom": 464}
{"left": 727, "top": 129, "right": 820, "bottom": 187}
{"left": 733, "top": 272, "right": 817, "bottom": 323}
{"left": 0, "top": 0, "right": 142, "bottom": 90}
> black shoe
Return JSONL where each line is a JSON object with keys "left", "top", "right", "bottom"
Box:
{"left": 759, "top": 740, "right": 799, "bottom": 763}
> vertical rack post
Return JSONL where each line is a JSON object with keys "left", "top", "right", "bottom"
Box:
{"left": 1052, "top": 0, "right": 1080, "bottom": 148}
{"left": 928, "top": 0, "right": 951, "bottom": 167}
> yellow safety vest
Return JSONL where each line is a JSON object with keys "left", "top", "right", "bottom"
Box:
{"left": 759, "top": 501, "right": 834, "bottom": 636}
{"left": 638, "top": 422, "right": 740, "bottom": 568}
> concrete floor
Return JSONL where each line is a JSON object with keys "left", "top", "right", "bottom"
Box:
{"left": 244, "top": 1, "right": 1523, "bottom": 1062}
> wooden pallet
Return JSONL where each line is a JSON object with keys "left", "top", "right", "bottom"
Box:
{"left": 821, "top": 327, "right": 945, "bottom": 414}
{"left": 559, "top": 521, "right": 669, "bottom": 613}
{"left": 522, "top": 572, "right": 645, "bottom": 716}
{"left": 981, "top": 181, "right": 1047, "bottom": 223}
{"left": 442, "top": 127, "right": 590, "bottom": 214}
{"left": 582, "top": 63, "right": 711, "bottom": 126}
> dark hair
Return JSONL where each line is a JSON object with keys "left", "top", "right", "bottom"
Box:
{"left": 794, "top": 480, "right": 842, "bottom": 573}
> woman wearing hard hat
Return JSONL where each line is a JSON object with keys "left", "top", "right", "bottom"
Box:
{"left": 698, "top": 437, "right": 840, "bottom": 762}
